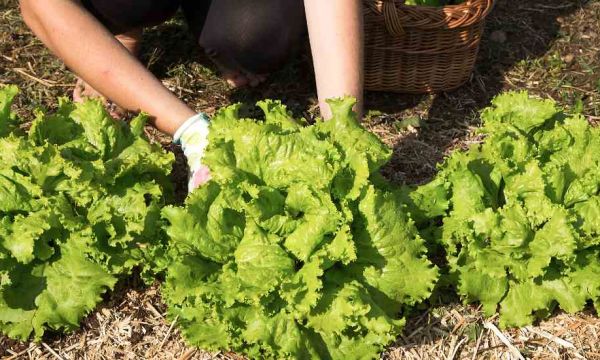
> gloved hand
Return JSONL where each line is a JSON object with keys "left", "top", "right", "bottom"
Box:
{"left": 173, "top": 113, "right": 212, "bottom": 192}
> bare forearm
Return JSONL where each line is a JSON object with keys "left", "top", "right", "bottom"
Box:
{"left": 305, "top": 0, "right": 364, "bottom": 119}
{"left": 19, "top": 0, "right": 194, "bottom": 135}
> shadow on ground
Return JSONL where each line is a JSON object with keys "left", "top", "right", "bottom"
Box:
{"left": 140, "top": 1, "right": 590, "bottom": 186}
{"left": 378, "top": 0, "right": 590, "bottom": 185}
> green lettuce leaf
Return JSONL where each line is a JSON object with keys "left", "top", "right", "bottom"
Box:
{"left": 0, "top": 85, "right": 19, "bottom": 137}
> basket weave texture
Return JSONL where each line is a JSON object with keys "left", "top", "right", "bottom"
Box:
{"left": 364, "top": 0, "right": 494, "bottom": 93}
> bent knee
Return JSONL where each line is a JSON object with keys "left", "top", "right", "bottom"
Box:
{"left": 201, "top": 33, "right": 300, "bottom": 74}
{"left": 198, "top": 0, "right": 306, "bottom": 74}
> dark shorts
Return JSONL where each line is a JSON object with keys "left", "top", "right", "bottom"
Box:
{"left": 81, "top": 0, "right": 306, "bottom": 74}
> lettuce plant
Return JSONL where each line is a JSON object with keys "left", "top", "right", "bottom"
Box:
{"left": 406, "top": 92, "right": 600, "bottom": 327}
{"left": 0, "top": 86, "right": 174, "bottom": 340}
{"left": 162, "top": 99, "right": 438, "bottom": 359}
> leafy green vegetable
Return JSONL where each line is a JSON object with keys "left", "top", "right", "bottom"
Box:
{"left": 0, "top": 86, "right": 174, "bottom": 340}
{"left": 406, "top": 92, "right": 600, "bottom": 328}
{"left": 6, "top": 81, "right": 595, "bottom": 353}
{"left": 404, "top": 0, "right": 441, "bottom": 5}
{"left": 162, "top": 98, "right": 438, "bottom": 359}
{"left": 0, "top": 85, "right": 19, "bottom": 137}
{"left": 403, "top": 0, "right": 464, "bottom": 6}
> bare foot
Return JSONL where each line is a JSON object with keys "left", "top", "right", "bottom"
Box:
{"left": 73, "top": 77, "right": 104, "bottom": 104}
{"left": 73, "top": 77, "right": 128, "bottom": 119}
{"left": 222, "top": 70, "right": 267, "bottom": 88}
{"left": 203, "top": 48, "right": 268, "bottom": 89}
{"left": 72, "top": 29, "right": 143, "bottom": 118}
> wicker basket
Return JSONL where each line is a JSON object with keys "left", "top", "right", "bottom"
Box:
{"left": 364, "top": 0, "right": 494, "bottom": 93}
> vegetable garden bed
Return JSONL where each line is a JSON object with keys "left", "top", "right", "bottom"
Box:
{"left": 1, "top": 0, "right": 599, "bottom": 359}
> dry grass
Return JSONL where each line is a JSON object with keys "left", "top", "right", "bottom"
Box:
{"left": 1, "top": 0, "right": 600, "bottom": 359}
{"left": 387, "top": 305, "right": 600, "bottom": 360}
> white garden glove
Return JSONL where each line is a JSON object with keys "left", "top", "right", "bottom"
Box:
{"left": 173, "top": 113, "right": 212, "bottom": 192}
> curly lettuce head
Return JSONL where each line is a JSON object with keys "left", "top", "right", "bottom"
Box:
{"left": 0, "top": 85, "right": 174, "bottom": 340}
{"left": 162, "top": 98, "right": 438, "bottom": 359}
{"left": 406, "top": 91, "right": 600, "bottom": 328}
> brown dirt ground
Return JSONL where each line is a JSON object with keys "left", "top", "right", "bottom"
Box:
{"left": 1, "top": 0, "right": 600, "bottom": 359}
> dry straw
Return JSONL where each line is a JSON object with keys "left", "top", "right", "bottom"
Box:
{"left": 364, "top": 0, "right": 495, "bottom": 93}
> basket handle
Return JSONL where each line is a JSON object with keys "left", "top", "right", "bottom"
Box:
{"left": 382, "top": 0, "right": 405, "bottom": 36}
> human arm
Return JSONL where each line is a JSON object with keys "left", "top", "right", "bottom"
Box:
{"left": 304, "top": 0, "right": 364, "bottom": 119}
{"left": 19, "top": 0, "right": 195, "bottom": 135}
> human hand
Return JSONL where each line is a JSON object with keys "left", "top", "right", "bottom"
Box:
{"left": 173, "top": 113, "right": 212, "bottom": 192}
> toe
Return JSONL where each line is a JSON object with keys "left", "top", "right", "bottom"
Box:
{"left": 248, "top": 74, "right": 261, "bottom": 87}
{"left": 205, "top": 48, "right": 266, "bottom": 89}
{"left": 73, "top": 78, "right": 126, "bottom": 120}
{"left": 224, "top": 71, "right": 249, "bottom": 88}
{"left": 73, "top": 78, "right": 85, "bottom": 103}
{"left": 73, "top": 78, "right": 104, "bottom": 102}
{"left": 107, "top": 101, "right": 127, "bottom": 120}
{"left": 247, "top": 73, "right": 268, "bottom": 87}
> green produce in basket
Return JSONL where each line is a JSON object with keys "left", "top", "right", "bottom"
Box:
{"left": 161, "top": 98, "right": 438, "bottom": 360}
{"left": 403, "top": 0, "right": 464, "bottom": 6}
{"left": 0, "top": 85, "right": 174, "bottom": 340}
{"left": 404, "top": 0, "right": 441, "bottom": 5}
